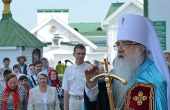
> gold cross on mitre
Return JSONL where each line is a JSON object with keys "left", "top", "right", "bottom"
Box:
{"left": 122, "top": 17, "right": 125, "bottom": 25}
{"left": 101, "top": 58, "right": 110, "bottom": 73}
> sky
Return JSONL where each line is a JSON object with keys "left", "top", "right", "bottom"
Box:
{"left": 0, "top": 0, "right": 127, "bottom": 31}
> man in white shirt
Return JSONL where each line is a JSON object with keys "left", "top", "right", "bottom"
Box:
{"left": 62, "top": 44, "right": 90, "bottom": 110}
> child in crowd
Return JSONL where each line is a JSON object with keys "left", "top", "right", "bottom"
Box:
{"left": 19, "top": 75, "right": 31, "bottom": 102}
{"left": 13, "top": 64, "right": 22, "bottom": 80}
{"left": 0, "top": 69, "right": 12, "bottom": 89}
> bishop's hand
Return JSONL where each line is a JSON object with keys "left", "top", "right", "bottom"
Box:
{"left": 85, "top": 65, "right": 99, "bottom": 89}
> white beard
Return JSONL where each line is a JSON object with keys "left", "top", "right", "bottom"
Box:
{"left": 112, "top": 46, "right": 144, "bottom": 108}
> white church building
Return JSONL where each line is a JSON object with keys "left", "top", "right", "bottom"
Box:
{"left": 30, "top": 0, "right": 143, "bottom": 68}
{"left": 30, "top": 9, "right": 108, "bottom": 67}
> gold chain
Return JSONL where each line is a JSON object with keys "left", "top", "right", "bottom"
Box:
{"left": 115, "top": 99, "right": 125, "bottom": 110}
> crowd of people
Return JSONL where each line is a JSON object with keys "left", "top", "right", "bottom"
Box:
{"left": 0, "top": 56, "right": 64, "bottom": 110}
{"left": 0, "top": 14, "right": 170, "bottom": 110}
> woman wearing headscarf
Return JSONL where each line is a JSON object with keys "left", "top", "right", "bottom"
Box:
{"left": 26, "top": 64, "right": 35, "bottom": 76}
{"left": 41, "top": 57, "right": 53, "bottom": 73}
{"left": 28, "top": 71, "right": 61, "bottom": 110}
{"left": 48, "top": 70, "right": 64, "bottom": 110}
{"left": 0, "top": 74, "right": 27, "bottom": 110}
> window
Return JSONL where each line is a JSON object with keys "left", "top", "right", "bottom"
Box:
{"left": 49, "top": 26, "right": 57, "bottom": 34}
{"left": 52, "top": 34, "right": 62, "bottom": 47}
{"left": 52, "top": 38, "right": 60, "bottom": 47}
{"left": 32, "top": 49, "right": 41, "bottom": 63}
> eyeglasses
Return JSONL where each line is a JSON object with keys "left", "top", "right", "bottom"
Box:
{"left": 113, "top": 43, "right": 139, "bottom": 50}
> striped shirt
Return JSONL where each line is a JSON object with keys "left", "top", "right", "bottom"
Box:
{"left": 28, "top": 73, "right": 38, "bottom": 88}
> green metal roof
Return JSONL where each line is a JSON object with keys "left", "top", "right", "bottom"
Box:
{"left": 0, "top": 14, "right": 46, "bottom": 47}
{"left": 69, "top": 22, "right": 107, "bottom": 47}
{"left": 86, "top": 36, "right": 107, "bottom": 47}
{"left": 69, "top": 22, "right": 106, "bottom": 36}
{"left": 37, "top": 9, "right": 69, "bottom": 12}
{"left": 61, "top": 42, "right": 79, "bottom": 46}
{"left": 104, "top": 3, "right": 124, "bottom": 20}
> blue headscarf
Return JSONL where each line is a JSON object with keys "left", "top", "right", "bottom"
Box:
{"left": 37, "top": 71, "right": 51, "bottom": 86}
{"left": 41, "top": 57, "right": 49, "bottom": 71}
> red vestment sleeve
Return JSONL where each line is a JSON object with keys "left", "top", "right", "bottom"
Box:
{"left": 124, "top": 82, "right": 155, "bottom": 110}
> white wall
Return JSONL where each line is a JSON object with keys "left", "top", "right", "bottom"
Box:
{"left": 37, "top": 12, "right": 69, "bottom": 25}
{"left": 37, "top": 20, "right": 70, "bottom": 43}
{"left": 148, "top": 0, "right": 170, "bottom": 52}
{"left": 0, "top": 47, "right": 19, "bottom": 68}
{"left": 86, "top": 53, "right": 107, "bottom": 64}
{"left": 107, "top": 26, "right": 118, "bottom": 64}
{"left": 43, "top": 44, "right": 74, "bottom": 61}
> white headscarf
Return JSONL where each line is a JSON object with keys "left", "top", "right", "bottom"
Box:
{"left": 117, "top": 14, "right": 170, "bottom": 109}
{"left": 26, "top": 64, "right": 34, "bottom": 76}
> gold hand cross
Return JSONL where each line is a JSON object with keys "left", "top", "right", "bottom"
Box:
{"left": 101, "top": 58, "right": 110, "bottom": 73}
{"left": 90, "top": 58, "right": 127, "bottom": 110}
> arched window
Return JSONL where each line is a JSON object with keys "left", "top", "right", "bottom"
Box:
{"left": 32, "top": 49, "right": 41, "bottom": 63}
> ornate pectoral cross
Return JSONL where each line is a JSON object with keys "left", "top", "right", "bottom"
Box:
{"left": 90, "top": 58, "right": 127, "bottom": 110}
{"left": 102, "top": 59, "right": 110, "bottom": 73}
